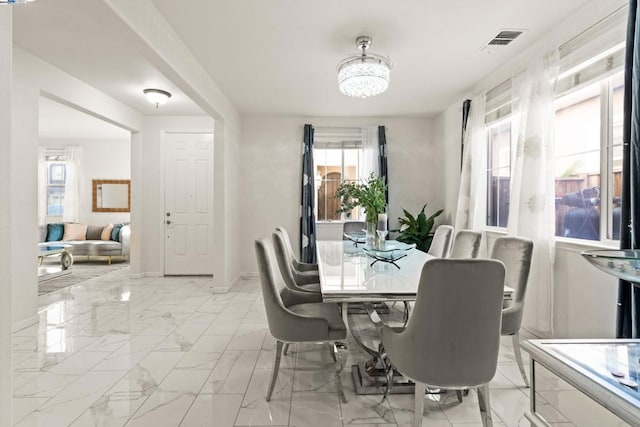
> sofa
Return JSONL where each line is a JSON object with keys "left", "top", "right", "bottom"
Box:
{"left": 39, "top": 222, "right": 131, "bottom": 264}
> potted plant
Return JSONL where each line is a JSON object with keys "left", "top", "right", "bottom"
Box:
{"left": 393, "top": 204, "right": 444, "bottom": 252}
{"left": 336, "top": 173, "right": 387, "bottom": 241}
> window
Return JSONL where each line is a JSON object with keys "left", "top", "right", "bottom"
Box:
{"left": 45, "top": 151, "right": 67, "bottom": 218}
{"left": 554, "top": 71, "right": 623, "bottom": 241}
{"left": 486, "top": 120, "right": 511, "bottom": 227}
{"left": 314, "top": 144, "right": 362, "bottom": 221}
{"left": 482, "top": 5, "right": 626, "bottom": 243}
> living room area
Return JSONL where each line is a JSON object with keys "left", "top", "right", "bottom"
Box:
{"left": 36, "top": 96, "right": 132, "bottom": 294}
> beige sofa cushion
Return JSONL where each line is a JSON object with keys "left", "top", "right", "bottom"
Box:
{"left": 101, "top": 223, "right": 114, "bottom": 240}
{"left": 63, "top": 223, "right": 87, "bottom": 241}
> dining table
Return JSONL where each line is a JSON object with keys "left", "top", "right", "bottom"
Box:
{"left": 316, "top": 239, "right": 514, "bottom": 395}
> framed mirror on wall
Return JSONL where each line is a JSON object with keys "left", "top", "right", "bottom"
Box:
{"left": 92, "top": 179, "right": 131, "bottom": 212}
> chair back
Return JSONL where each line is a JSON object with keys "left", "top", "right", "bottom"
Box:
{"left": 274, "top": 226, "right": 298, "bottom": 264}
{"left": 254, "top": 238, "right": 295, "bottom": 340}
{"left": 272, "top": 230, "right": 302, "bottom": 291}
{"left": 255, "top": 238, "right": 331, "bottom": 343}
{"left": 389, "top": 258, "right": 505, "bottom": 388}
{"left": 490, "top": 236, "right": 534, "bottom": 335}
{"left": 449, "top": 230, "right": 482, "bottom": 259}
{"left": 427, "top": 225, "right": 454, "bottom": 257}
{"left": 343, "top": 221, "right": 366, "bottom": 239}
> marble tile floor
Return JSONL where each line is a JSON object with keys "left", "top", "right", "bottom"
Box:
{"left": 9, "top": 270, "right": 625, "bottom": 426}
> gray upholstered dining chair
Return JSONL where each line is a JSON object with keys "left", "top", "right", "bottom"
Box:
{"left": 274, "top": 226, "right": 318, "bottom": 272}
{"left": 272, "top": 230, "right": 321, "bottom": 294}
{"left": 382, "top": 258, "right": 505, "bottom": 427}
{"left": 449, "top": 230, "right": 482, "bottom": 259}
{"left": 490, "top": 236, "right": 534, "bottom": 387}
{"left": 427, "top": 225, "right": 454, "bottom": 258}
{"left": 255, "top": 238, "right": 348, "bottom": 403}
{"left": 342, "top": 221, "right": 366, "bottom": 239}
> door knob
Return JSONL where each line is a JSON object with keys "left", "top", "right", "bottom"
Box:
{"left": 166, "top": 220, "right": 172, "bottom": 225}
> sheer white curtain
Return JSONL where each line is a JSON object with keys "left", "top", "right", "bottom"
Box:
{"left": 361, "top": 126, "right": 379, "bottom": 180}
{"left": 455, "top": 94, "right": 487, "bottom": 232}
{"left": 63, "top": 146, "right": 81, "bottom": 223}
{"left": 508, "top": 52, "right": 558, "bottom": 335}
{"left": 37, "top": 147, "right": 47, "bottom": 225}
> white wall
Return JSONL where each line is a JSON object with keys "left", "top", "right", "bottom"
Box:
{"left": 0, "top": 9, "right": 13, "bottom": 425}
{"left": 239, "top": 116, "right": 439, "bottom": 273}
{"left": 435, "top": 0, "right": 626, "bottom": 338}
{"left": 40, "top": 138, "right": 131, "bottom": 225}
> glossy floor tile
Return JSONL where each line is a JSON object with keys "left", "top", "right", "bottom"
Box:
{"left": 10, "top": 270, "right": 622, "bottom": 426}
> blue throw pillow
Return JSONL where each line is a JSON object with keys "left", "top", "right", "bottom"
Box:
{"left": 111, "top": 224, "right": 123, "bottom": 241}
{"left": 46, "top": 223, "right": 64, "bottom": 242}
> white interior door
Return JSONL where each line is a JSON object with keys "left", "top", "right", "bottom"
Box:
{"left": 164, "top": 132, "right": 214, "bottom": 275}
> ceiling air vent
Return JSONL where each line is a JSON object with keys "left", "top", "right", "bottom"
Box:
{"left": 487, "top": 30, "right": 524, "bottom": 46}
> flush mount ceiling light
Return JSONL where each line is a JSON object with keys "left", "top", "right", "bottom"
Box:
{"left": 143, "top": 88, "right": 171, "bottom": 108}
{"left": 337, "top": 36, "right": 392, "bottom": 99}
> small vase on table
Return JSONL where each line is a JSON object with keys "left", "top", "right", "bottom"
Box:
{"left": 377, "top": 213, "right": 388, "bottom": 249}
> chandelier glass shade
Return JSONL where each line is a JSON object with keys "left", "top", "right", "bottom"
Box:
{"left": 337, "top": 36, "right": 392, "bottom": 98}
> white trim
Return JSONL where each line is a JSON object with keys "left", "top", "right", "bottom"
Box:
{"left": 13, "top": 315, "right": 39, "bottom": 333}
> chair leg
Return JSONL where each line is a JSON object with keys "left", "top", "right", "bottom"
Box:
{"left": 413, "top": 381, "right": 426, "bottom": 427}
{"left": 477, "top": 384, "right": 493, "bottom": 427}
{"left": 333, "top": 342, "right": 347, "bottom": 404}
{"left": 283, "top": 343, "right": 289, "bottom": 355}
{"left": 512, "top": 333, "right": 529, "bottom": 387}
{"left": 266, "top": 340, "right": 283, "bottom": 401}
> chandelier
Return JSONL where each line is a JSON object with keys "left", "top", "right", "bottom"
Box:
{"left": 337, "top": 36, "right": 392, "bottom": 98}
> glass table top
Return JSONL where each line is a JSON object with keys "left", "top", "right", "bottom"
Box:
{"left": 39, "top": 245, "right": 71, "bottom": 255}
{"left": 529, "top": 340, "right": 640, "bottom": 404}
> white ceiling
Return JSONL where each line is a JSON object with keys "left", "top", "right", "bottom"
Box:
{"left": 38, "top": 96, "right": 131, "bottom": 140}
{"left": 13, "top": 0, "right": 593, "bottom": 120}
{"left": 13, "top": 0, "right": 205, "bottom": 117}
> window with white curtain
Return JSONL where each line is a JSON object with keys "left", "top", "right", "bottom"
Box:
{"left": 483, "top": 5, "right": 626, "bottom": 244}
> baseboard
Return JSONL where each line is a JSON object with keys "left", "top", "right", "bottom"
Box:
{"left": 128, "top": 272, "right": 163, "bottom": 279}
{"left": 13, "top": 314, "right": 39, "bottom": 333}
{"left": 240, "top": 272, "right": 258, "bottom": 278}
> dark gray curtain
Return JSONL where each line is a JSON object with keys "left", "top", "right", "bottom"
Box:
{"left": 461, "top": 99, "right": 472, "bottom": 170}
{"left": 301, "top": 124, "right": 317, "bottom": 264}
{"left": 378, "top": 126, "right": 388, "bottom": 205}
{"left": 617, "top": 0, "right": 640, "bottom": 338}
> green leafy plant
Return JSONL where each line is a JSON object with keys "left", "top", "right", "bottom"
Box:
{"left": 335, "top": 173, "right": 387, "bottom": 223}
{"left": 393, "top": 204, "right": 444, "bottom": 252}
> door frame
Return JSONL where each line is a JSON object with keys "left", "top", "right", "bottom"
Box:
{"left": 160, "top": 129, "right": 215, "bottom": 275}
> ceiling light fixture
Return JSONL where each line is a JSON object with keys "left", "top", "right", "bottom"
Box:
{"left": 143, "top": 88, "right": 172, "bottom": 108}
{"left": 337, "top": 36, "right": 392, "bottom": 99}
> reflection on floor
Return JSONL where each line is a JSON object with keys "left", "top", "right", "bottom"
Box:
{"left": 12, "top": 272, "right": 626, "bottom": 426}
